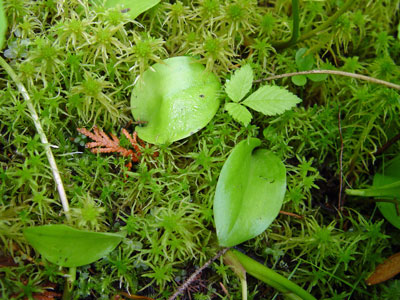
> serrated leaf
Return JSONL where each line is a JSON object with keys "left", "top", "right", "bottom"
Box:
{"left": 242, "top": 85, "right": 302, "bottom": 116}
{"left": 0, "top": 0, "right": 6, "bottom": 50}
{"left": 214, "top": 138, "right": 286, "bottom": 247}
{"left": 291, "top": 75, "right": 307, "bottom": 86}
{"left": 91, "top": 0, "right": 160, "bottom": 19}
{"left": 225, "top": 102, "right": 252, "bottom": 126}
{"left": 23, "top": 225, "right": 126, "bottom": 267}
{"left": 295, "top": 48, "right": 314, "bottom": 71}
{"left": 131, "top": 56, "right": 221, "bottom": 145}
{"left": 225, "top": 65, "right": 253, "bottom": 102}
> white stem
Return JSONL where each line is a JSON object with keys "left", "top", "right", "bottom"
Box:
{"left": 0, "top": 57, "right": 70, "bottom": 219}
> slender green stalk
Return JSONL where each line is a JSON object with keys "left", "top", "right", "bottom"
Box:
{"left": 272, "top": 0, "right": 300, "bottom": 49}
{"left": 62, "top": 267, "right": 76, "bottom": 300}
{"left": 0, "top": 57, "right": 70, "bottom": 219}
{"left": 229, "top": 250, "right": 317, "bottom": 300}
{"left": 346, "top": 180, "right": 400, "bottom": 198}
{"left": 254, "top": 69, "right": 400, "bottom": 91}
{"left": 240, "top": 276, "right": 248, "bottom": 300}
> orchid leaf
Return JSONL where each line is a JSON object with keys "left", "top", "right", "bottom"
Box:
{"left": 131, "top": 56, "right": 221, "bottom": 145}
{"left": 92, "top": 0, "right": 160, "bottom": 19}
{"left": 214, "top": 138, "right": 286, "bottom": 247}
{"left": 23, "top": 225, "right": 126, "bottom": 267}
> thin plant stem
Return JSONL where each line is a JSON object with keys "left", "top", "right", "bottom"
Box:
{"left": 0, "top": 57, "right": 70, "bottom": 219}
{"left": 168, "top": 247, "right": 229, "bottom": 300}
{"left": 254, "top": 69, "right": 400, "bottom": 91}
{"left": 230, "top": 250, "right": 317, "bottom": 300}
{"left": 272, "top": 0, "right": 300, "bottom": 50}
{"left": 338, "top": 104, "right": 344, "bottom": 211}
{"left": 241, "top": 276, "right": 248, "bottom": 300}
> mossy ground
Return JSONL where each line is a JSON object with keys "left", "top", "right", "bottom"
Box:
{"left": 1, "top": 0, "right": 400, "bottom": 299}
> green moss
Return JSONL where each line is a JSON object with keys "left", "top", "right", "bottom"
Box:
{"left": 1, "top": 0, "right": 400, "bottom": 298}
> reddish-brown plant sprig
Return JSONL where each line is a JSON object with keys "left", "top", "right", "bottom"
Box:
{"left": 76, "top": 126, "right": 154, "bottom": 169}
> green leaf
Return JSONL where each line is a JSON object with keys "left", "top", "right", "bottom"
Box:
{"left": 225, "top": 102, "right": 252, "bottom": 126}
{"left": 346, "top": 155, "right": 400, "bottom": 230}
{"left": 92, "top": 0, "right": 160, "bottom": 19}
{"left": 214, "top": 138, "right": 286, "bottom": 247}
{"left": 295, "top": 48, "right": 314, "bottom": 71}
{"left": 374, "top": 156, "right": 400, "bottom": 230}
{"left": 242, "top": 85, "right": 302, "bottom": 116}
{"left": 228, "top": 250, "right": 317, "bottom": 300}
{"left": 225, "top": 65, "right": 253, "bottom": 102}
{"left": 0, "top": 0, "right": 6, "bottom": 50}
{"left": 131, "top": 56, "right": 221, "bottom": 145}
{"left": 291, "top": 75, "right": 307, "bottom": 86}
{"left": 23, "top": 225, "right": 126, "bottom": 267}
{"left": 307, "top": 73, "right": 328, "bottom": 82}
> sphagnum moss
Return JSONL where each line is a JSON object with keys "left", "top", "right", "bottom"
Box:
{"left": 1, "top": 0, "right": 400, "bottom": 298}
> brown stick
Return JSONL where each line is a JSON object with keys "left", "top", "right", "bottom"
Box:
{"left": 254, "top": 70, "right": 400, "bottom": 91}
{"left": 338, "top": 105, "right": 344, "bottom": 211}
{"left": 168, "top": 248, "right": 229, "bottom": 300}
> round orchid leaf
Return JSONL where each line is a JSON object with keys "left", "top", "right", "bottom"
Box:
{"left": 91, "top": 0, "right": 160, "bottom": 19}
{"left": 214, "top": 138, "right": 286, "bottom": 247}
{"left": 131, "top": 56, "right": 221, "bottom": 145}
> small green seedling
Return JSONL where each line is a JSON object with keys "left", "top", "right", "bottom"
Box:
{"left": 291, "top": 48, "right": 328, "bottom": 86}
{"left": 225, "top": 64, "right": 302, "bottom": 126}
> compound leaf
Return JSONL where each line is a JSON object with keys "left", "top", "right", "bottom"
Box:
{"left": 242, "top": 85, "right": 302, "bottom": 116}
{"left": 214, "top": 138, "right": 286, "bottom": 247}
{"left": 23, "top": 225, "right": 126, "bottom": 267}
{"left": 225, "top": 64, "right": 253, "bottom": 102}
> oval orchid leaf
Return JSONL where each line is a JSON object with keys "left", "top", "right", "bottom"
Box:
{"left": 373, "top": 156, "right": 400, "bottom": 230}
{"left": 214, "top": 138, "right": 286, "bottom": 247}
{"left": 92, "top": 0, "right": 160, "bottom": 19}
{"left": 23, "top": 225, "right": 126, "bottom": 267}
{"left": 131, "top": 56, "right": 221, "bottom": 145}
{"left": 0, "top": 0, "right": 6, "bottom": 50}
